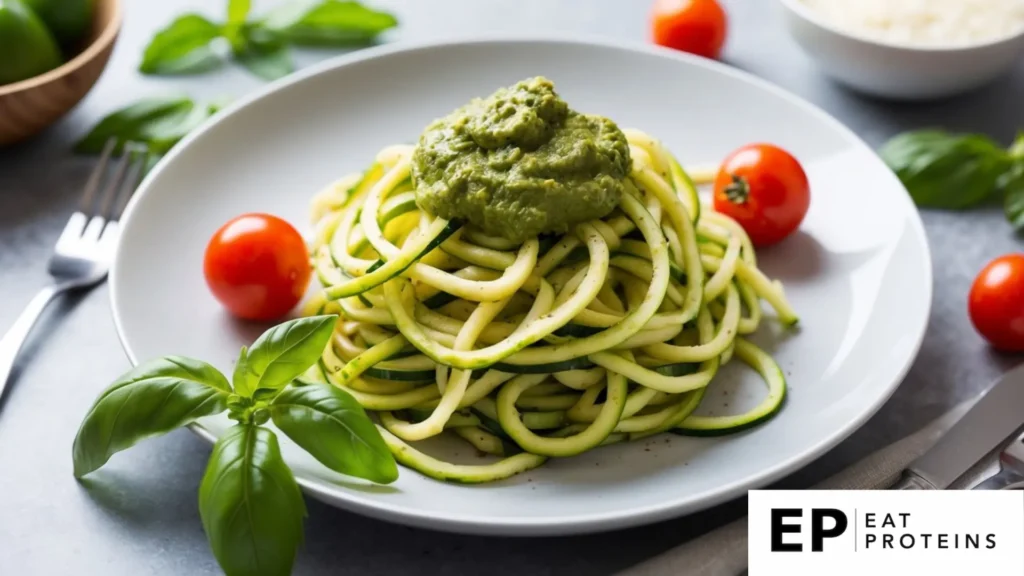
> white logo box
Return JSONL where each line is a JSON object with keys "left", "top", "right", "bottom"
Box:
{"left": 749, "top": 490, "right": 1024, "bottom": 575}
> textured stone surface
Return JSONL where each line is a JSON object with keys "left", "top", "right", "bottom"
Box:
{"left": 0, "top": 1, "right": 1021, "bottom": 574}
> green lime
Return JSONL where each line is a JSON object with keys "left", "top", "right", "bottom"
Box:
{"left": 21, "top": 0, "right": 93, "bottom": 49}
{"left": 0, "top": 0, "right": 63, "bottom": 86}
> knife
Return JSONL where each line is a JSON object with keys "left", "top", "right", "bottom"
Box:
{"left": 971, "top": 427, "right": 1024, "bottom": 490}
{"left": 892, "top": 367, "right": 1024, "bottom": 490}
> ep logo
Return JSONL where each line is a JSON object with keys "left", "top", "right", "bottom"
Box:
{"left": 771, "top": 508, "right": 848, "bottom": 552}
{"left": 750, "top": 491, "right": 1024, "bottom": 575}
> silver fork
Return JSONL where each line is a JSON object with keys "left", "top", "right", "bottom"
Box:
{"left": 0, "top": 140, "right": 148, "bottom": 405}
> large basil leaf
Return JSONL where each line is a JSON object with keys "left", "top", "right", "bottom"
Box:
{"left": 234, "top": 315, "right": 337, "bottom": 397}
{"left": 199, "top": 425, "right": 305, "bottom": 576}
{"left": 75, "top": 97, "right": 224, "bottom": 174}
{"left": 263, "top": 0, "right": 397, "bottom": 46}
{"left": 74, "top": 96, "right": 194, "bottom": 155}
{"left": 270, "top": 383, "right": 398, "bottom": 483}
{"left": 139, "top": 14, "right": 223, "bottom": 75}
{"left": 72, "top": 357, "right": 231, "bottom": 477}
{"left": 880, "top": 130, "right": 1011, "bottom": 209}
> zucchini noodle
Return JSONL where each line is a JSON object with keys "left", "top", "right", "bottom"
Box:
{"left": 303, "top": 129, "right": 797, "bottom": 484}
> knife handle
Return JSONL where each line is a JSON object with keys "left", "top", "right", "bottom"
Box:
{"left": 889, "top": 471, "right": 937, "bottom": 490}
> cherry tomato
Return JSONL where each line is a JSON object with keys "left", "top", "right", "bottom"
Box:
{"left": 650, "top": 0, "right": 728, "bottom": 60}
{"left": 204, "top": 213, "right": 311, "bottom": 321}
{"left": 712, "top": 144, "right": 811, "bottom": 246}
{"left": 969, "top": 254, "right": 1024, "bottom": 352}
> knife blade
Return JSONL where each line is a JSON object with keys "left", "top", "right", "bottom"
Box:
{"left": 892, "top": 366, "right": 1024, "bottom": 490}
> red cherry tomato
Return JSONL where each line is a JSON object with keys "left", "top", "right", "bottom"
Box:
{"left": 650, "top": 0, "right": 728, "bottom": 59}
{"left": 712, "top": 144, "right": 811, "bottom": 247}
{"left": 969, "top": 254, "right": 1024, "bottom": 352}
{"left": 203, "top": 213, "right": 311, "bottom": 321}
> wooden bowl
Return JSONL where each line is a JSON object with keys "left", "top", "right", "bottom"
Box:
{"left": 0, "top": 0, "right": 122, "bottom": 146}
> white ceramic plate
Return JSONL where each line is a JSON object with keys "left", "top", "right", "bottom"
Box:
{"left": 110, "top": 37, "right": 931, "bottom": 536}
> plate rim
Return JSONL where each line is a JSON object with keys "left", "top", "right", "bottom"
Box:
{"left": 109, "top": 33, "right": 933, "bottom": 536}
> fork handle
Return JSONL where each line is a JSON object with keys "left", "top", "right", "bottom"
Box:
{"left": 0, "top": 285, "right": 64, "bottom": 405}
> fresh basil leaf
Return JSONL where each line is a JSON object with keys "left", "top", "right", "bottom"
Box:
{"left": 1010, "top": 132, "right": 1024, "bottom": 161}
{"left": 234, "top": 26, "right": 294, "bottom": 80}
{"left": 270, "top": 382, "right": 398, "bottom": 483}
{"left": 75, "top": 96, "right": 194, "bottom": 155}
{"left": 140, "top": 14, "right": 224, "bottom": 75}
{"left": 252, "top": 388, "right": 282, "bottom": 402}
{"left": 162, "top": 97, "right": 226, "bottom": 147}
{"left": 235, "top": 315, "right": 337, "bottom": 397}
{"left": 223, "top": 0, "right": 253, "bottom": 50}
{"left": 264, "top": 0, "right": 397, "bottom": 46}
{"left": 199, "top": 425, "right": 305, "bottom": 576}
{"left": 77, "top": 96, "right": 225, "bottom": 169}
{"left": 72, "top": 357, "right": 231, "bottom": 477}
{"left": 236, "top": 44, "right": 293, "bottom": 81}
{"left": 231, "top": 346, "right": 250, "bottom": 393}
{"left": 880, "top": 130, "right": 1011, "bottom": 209}
{"left": 228, "top": 0, "right": 252, "bottom": 23}
{"left": 260, "top": 0, "right": 319, "bottom": 30}
{"left": 142, "top": 101, "right": 221, "bottom": 155}
{"left": 1005, "top": 186, "right": 1024, "bottom": 231}
{"left": 1002, "top": 165, "right": 1024, "bottom": 232}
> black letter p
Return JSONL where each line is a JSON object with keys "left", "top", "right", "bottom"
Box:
{"left": 811, "top": 509, "right": 848, "bottom": 552}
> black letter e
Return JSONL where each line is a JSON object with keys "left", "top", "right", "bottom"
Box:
{"left": 771, "top": 509, "right": 802, "bottom": 552}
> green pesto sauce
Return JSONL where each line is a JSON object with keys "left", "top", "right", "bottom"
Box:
{"left": 411, "top": 77, "right": 631, "bottom": 242}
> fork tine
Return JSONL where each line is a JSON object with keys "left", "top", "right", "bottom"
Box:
{"left": 103, "top": 144, "right": 143, "bottom": 223}
{"left": 80, "top": 147, "right": 136, "bottom": 244}
{"left": 79, "top": 138, "right": 117, "bottom": 215}
{"left": 93, "top": 148, "right": 134, "bottom": 226}
{"left": 110, "top": 145, "right": 149, "bottom": 223}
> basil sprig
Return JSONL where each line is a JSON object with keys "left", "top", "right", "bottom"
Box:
{"left": 74, "top": 95, "right": 226, "bottom": 173}
{"left": 140, "top": 0, "right": 397, "bottom": 80}
{"left": 73, "top": 315, "right": 398, "bottom": 576}
{"left": 880, "top": 129, "right": 1024, "bottom": 231}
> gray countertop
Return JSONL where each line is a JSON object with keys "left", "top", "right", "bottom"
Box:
{"left": 1, "top": 1, "right": 1022, "bottom": 574}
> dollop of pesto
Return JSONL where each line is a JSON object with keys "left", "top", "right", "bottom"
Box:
{"left": 412, "top": 77, "right": 631, "bottom": 242}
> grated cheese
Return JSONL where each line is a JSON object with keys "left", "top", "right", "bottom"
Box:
{"left": 801, "top": 0, "right": 1024, "bottom": 46}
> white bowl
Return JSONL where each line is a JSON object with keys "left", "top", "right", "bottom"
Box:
{"left": 778, "top": 0, "right": 1024, "bottom": 100}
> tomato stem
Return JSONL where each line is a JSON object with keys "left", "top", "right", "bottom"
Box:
{"left": 724, "top": 173, "right": 750, "bottom": 204}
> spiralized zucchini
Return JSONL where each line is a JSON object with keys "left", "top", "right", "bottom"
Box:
{"left": 304, "top": 129, "right": 797, "bottom": 483}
